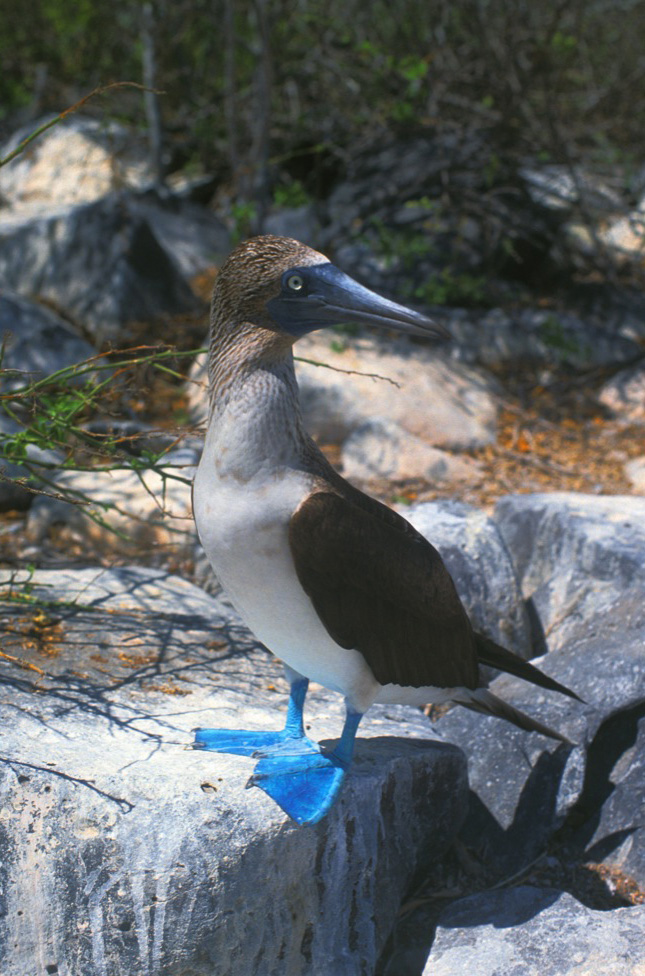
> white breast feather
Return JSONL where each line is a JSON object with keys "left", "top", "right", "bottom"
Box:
{"left": 193, "top": 432, "right": 381, "bottom": 712}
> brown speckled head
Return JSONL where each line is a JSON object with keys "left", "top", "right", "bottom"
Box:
{"left": 207, "top": 236, "right": 330, "bottom": 402}
{"left": 211, "top": 235, "right": 329, "bottom": 334}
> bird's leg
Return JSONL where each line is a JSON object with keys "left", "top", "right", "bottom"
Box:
{"left": 193, "top": 671, "right": 317, "bottom": 757}
{"left": 247, "top": 705, "right": 363, "bottom": 826}
{"left": 329, "top": 708, "right": 362, "bottom": 768}
{"left": 282, "top": 673, "right": 308, "bottom": 738}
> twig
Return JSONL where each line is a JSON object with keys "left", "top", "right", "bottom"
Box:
{"left": 294, "top": 356, "right": 401, "bottom": 387}
{"left": 0, "top": 650, "right": 46, "bottom": 676}
{"left": 0, "top": 82, "right": 165, "bottom": 169}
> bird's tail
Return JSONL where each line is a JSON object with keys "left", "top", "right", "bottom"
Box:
{"left": 475, "top": 633, "right": 583, "bottom": 703}
{"left": 453, "top": 687, "right": 573, "bottom": 745}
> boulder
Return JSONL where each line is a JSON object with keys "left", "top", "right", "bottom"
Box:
{"left": 192, "top": 541, "right": 223, "bottom": 596}
{"left": 518, "top": 162, "right": 645, "bottom": 279}
{"left": 625, "top": 456, "right": 645, "bottom": 492}
{"left": 0, "top": 115, "right": 153, "bottom": 216}
{"left": 0, "top": 566, "right": 468, "bottom": 976}
{"left": 598, "top": 362, "right": 645, "bottom": 424}
{"left": 189, "top": 334, "right": 498, "bottom": 450}
{"left": 296, "top": 333, "right": 498, "bottom": 450}
{"left": 0, "top": 292, "right": 96, "bottom": 389}
{"left": 424, "top": 493, "right": 645, "bottom": 885}
{"left": 129, "top": 192, "right": 229, "bottom": 280}
{"left": 490, "top": 496, "right": 645, "bottom": 888}
{"left": 264, "top": 204, "right": 321, "bottom": 245}
{"left": 405, "top": 501, "right": 532, "bottom": 659}
{"left": 432, "top": 672, "right": 589, "bottom": 881}
{"left": 425, "top": 886, "right": 645, "bottom": 976}
{"left": 520, "top": 165, "right": 624, "bottom": 214}
{"left": 0, "top": 190, "right": 227, "bottom": 345}
{"left": 571, "top": 705, "right": 645, "bottom": 890}
{"left": 0, "top": 292, "right": 89, "bottom": 511}
{"left": 377, "top": 492, "right": 645, "bottom": 974}
{"left": 599, "top": 199, "right": 645, "bottom": 265}
{"left": 341, "top": 419, "right": 482, "bottom": 485}
{"left": 493, "top": 493, "right": 645, "bottom": 651}
{"left": 431, "top": 619, "right": 645, "bottom": 887}
{"left": 444, "top": 306, "right": 641, "bottom": 371}
{"left": 384, "top": 570, "right": 645, "bottom": 971}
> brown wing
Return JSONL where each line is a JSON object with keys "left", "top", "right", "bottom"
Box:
{"left": 288, "top": 490, "right": 479, "bottom": 690}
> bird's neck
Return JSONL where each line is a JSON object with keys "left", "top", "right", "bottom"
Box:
{"left": 205, "top": 320, "right": 306, "bottom": 480}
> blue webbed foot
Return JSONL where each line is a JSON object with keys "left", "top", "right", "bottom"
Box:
{"left": 194, "top": 674, "right": 312, "bottom": 757}
{"left": 193, "top": 728, "right": 312, "bottom": 757}
{"left": 247, "top": 751, "right": 349, "bottom": 825}
{"left": 251, "top": 736, "right": 321, "bottom": 759}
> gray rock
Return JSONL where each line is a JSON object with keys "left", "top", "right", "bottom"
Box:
{"left": 567, "top": 705, "right": 645, "bottom": 890}
{"left": 0, "top": 292, "right": 95, "bottom": 509}
{"left": 296, "top": 333, "right": 498, "bottom": 450}
{"left": 0, "top": 413, "right": 61, "bottom": 511}
{"left": 425, "top": 886, "right": 645, "bottom": 975}
{"left": 192, "top": 541, "right": 223, "bottom": 596}
{"left": 0, "top": 191, "right": 206, "bottom": 344}
{"left": 494, "top": 492, "right": 645, "bottom": 651}
{"left": 0, "top": 566, "right": 468, "bottom": 976}
{"left": 445, "top": 306, "right": 641, "bottom": 371}
{"left": 440, "top": 619, "right": 645, "bottom": 884}
{"left": 434, "top": 674, "right": 588, "bottom": 879}
{"left": 341, "top": 419, "right": 482, "bottom": 485}
{"left": 600, "top": 202, "right": 645, "bottom": 264}
{"left": 132, "top": 192, "right": 230, "bottom": 279}
{"left": 0, "top": 292, "right": 96, "bottom": 389}
{"left": 494, "top": 492, "right": 645, "bottom": 650}
{"left": 598, "top": 362, "right": 645, "bottom": 424}
{"left": 0, "top": 115, "right": 153, "bottom": 216}
{"left": 380, "top": 488, "right": 645, "bottom": 972}
{"left": 520, "top": 164, "right": 624, "bottom": 213}
{"left": 625, "top": 456, "right": 645, "bottom": 491}
{"left": 518, "top": 164, "right": 645, "bottom": 277}
{"left": 405, "top": 501, "right": 532, "bottom": 659}
{"left": 426, "top": 493, "right": 645, "bottom": 880}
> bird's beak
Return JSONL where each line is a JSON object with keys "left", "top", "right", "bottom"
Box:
{"left": 268, "top": 262, "right": 450, "bottom": 341}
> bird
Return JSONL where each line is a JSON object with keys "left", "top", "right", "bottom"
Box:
{"left": 191, "top": 234, "right": 581, "bottom": 826}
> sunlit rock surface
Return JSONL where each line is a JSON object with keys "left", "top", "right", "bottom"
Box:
{"left": 0, "top": 567, "right": 467, "bottom": 976}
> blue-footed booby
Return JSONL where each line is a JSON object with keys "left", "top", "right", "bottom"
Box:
{"left": 192, "top": 235, "right": 581, "bottom": 826}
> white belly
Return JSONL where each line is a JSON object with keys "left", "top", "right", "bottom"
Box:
{"left": 193, "top": 445, "right": 380, "bottom": 712}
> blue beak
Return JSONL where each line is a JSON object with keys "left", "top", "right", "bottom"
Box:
{"left": 267, "top": 263, "right": 450, "bottom": 341}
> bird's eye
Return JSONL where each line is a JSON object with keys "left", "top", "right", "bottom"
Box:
{"left": 286, "top": 273, "right": 304, "bottom": 292}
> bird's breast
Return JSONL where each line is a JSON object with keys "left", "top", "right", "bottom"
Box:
{"left": 193, "top": 440, "right": 378, "bottom": 707}
{"left": 193, "top": 441, "right": 310, "bottom": 595}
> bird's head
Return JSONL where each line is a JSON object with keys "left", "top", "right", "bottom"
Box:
{"left": 211, "top": 235, "right": 450, "bottom": 343}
